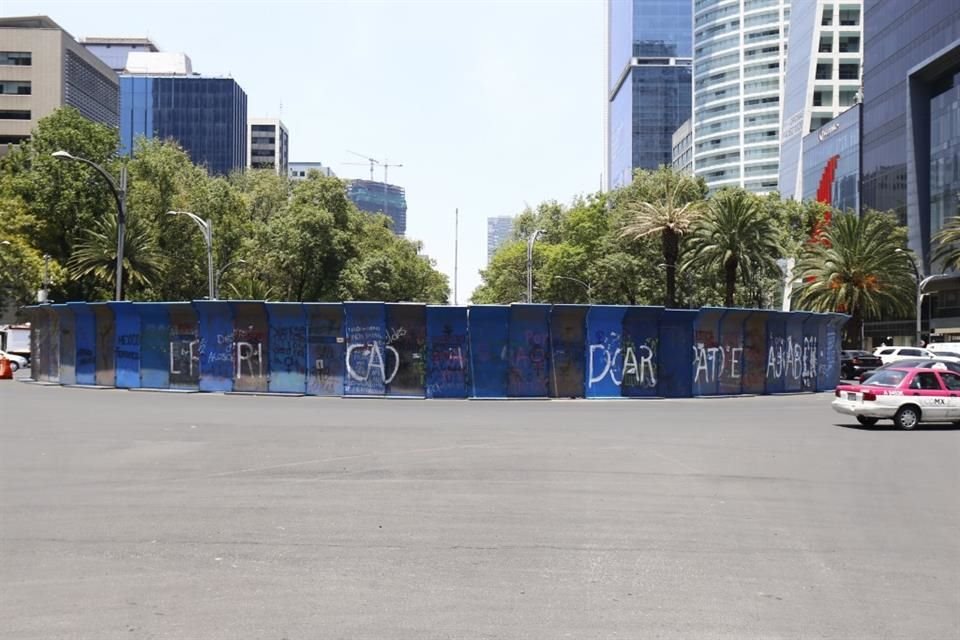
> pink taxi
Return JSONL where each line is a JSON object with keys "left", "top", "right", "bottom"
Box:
{"left": 832, "top": 366, "right": 960, "bottom": 429}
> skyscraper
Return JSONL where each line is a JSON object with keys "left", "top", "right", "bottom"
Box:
{"left": 346, "top": 179, "right": 407, "bottom": 236}
{"left": 606, "top": 0, "right": 693, "bottom": 190}
{"left": 692, "top": 0, "right": 790, "bottom": 194}
{"left": 779, "top": 1, "right": 863, "bottom": 201}
{"left": 486, "top": 215, "right": 514, "bottom": 263}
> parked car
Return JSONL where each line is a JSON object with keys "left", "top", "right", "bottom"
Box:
{"left": 0, "top": 349, "right": 28, "bottom": 372}
{"left": 860, "top": 358, "right": 960, "bottom": 382}
{"left": 872, "top": 346, "right": 937, "bottom": 365}
{"left": 925, "top": 343, "right": 960, "bottom": 359}
{"left": 833, "top": 366, "right": 960, "bottom": 429}
{"left": 840, "top": 350, "right": 882, "bottom": 380}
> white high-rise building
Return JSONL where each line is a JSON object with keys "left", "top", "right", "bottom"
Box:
{"left": 778, "top": 0, "right": 862, "bottom": 201}
{"left": 247, "top": 118, "right": 288, "bottom": 176}
{"left": 692, "top": 0, "right": 791, "bottom": 194}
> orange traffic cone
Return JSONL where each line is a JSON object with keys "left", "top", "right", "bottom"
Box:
{"left": 0, "top": 357, "right": 13, "bottom": 380}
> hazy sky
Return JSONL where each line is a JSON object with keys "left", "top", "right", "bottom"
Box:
{"left": 5, "top": 0, "right": 605, "bottom": 301}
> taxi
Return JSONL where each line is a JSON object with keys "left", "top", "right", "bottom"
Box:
{"left": 832, "top": 366, "right": 960, "bottom": 429}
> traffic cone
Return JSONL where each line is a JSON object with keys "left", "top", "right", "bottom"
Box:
{"left": 0, "top": 357, "right": 12, "bottom": 380}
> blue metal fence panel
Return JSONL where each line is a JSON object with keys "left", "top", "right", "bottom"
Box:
{"left": 507, "top": 304, "right": 551, "bottom": 397}
{"left": 718, "top": 309, "right": 750, "bottom": 395}
{"left": 138, "top": 303, "right": 170, "bottom": 389}
{"left": 783, "top": 313, "right": 807, "bottom": 392}
{"left": 764, "top": 313, "right": 788, "bottom": 394}
{"left": 658, "top": 310, "right": 696, "bottom": 398}
{"left": 67, "top": 302, "right": 96, "bottom": 385}
{"left": 110, "top": 302, "right": 140, "bottom": 389}
{"left": 344, "top": 302, "right": 388, "bottom": 396}
{"left": 548, "top": 305, "right": 588, "bottom": 398}
{"left": 692, "top": 308, "right": 725, "bottom": 397}
{"left": 425, "top": 306, "right": 469, "bottom": 398}
{"left": 800, "top": 314, "right": 820, "bottom": 392}
{"left": 621, "top": 306, "right": 662, "bottom": 397}
{"left": 819, "top": 314, "right": 848, "bottom": 391}
{"left": 89, "top": 303, "right": 115, "bottom": 387}
{"left": 742, "top": 311, "right": 769, "bottom": 395}
{"left": 231, "top": 301, "right": 269, "bottom": 393}
{"left": 468, "top": 305, "right": 510, "bottom": 398}
{"left": 266, "top": 303, "right": 307, "bottom": 394}
{"left": 304, "top": 303, "right": 345, "bottom": 396}
{"left": 585, "top": 306, "right": 628, "bottom": 398}
{"left": 194, "top": 301, "right": 234, "bottom": 392}
{"left": 53, "top": 304, "right": 75, "bottom": 385}
{"left": 386, "top": 304, "right": 427, "bottom": 397}
{"left": 168, "top": 303, "right": 199, "bottom": 390}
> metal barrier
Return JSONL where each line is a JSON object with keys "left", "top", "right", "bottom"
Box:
{"left": 24, "top": 302, "right": 848, "bottom": 399}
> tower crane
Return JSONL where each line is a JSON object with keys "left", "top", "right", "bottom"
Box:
{"left": 344, "top": 150, "right": 404, "bottom": 185}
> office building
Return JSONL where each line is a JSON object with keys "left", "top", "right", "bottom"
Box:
{"left": 289, "top": 161, "right": 335, "bottom": 180}
{"left": 487, "top": 215, "right": 514, "bottom": 263}
{"left": 691, "top": 0, "right": 790, "bottom": 193}
{"left": 248, "top": 118, "right": 288, "bottom": 176}
{"left": 119, "top": 52, "right": 247, "bottom": 175}
{"left": 779, "top": 1, "right": 863, "bottom": 201}
{"left": 859, "top": 0, "right": 960, "bottom": 339}
{"left": 80, "top": 36, "right": 158, "bottom": 72}
{"left": 671, "top": 117, "right": 693, "bottom": 174}
{"left": 0, "top": 16, "right": 119, "bottom": 154}
{"left": 801, "top": 103, "right": 860, "bottom": 212}
{"left": 347, "top": 179, "right": 407, "bottom": 235}
{"left": 606, "top": 0, "right": 693, "bottom": 190}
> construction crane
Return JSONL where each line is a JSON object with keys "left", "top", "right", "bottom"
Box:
{"left": 344, "top": 150, "right": 404, "bottom": 185}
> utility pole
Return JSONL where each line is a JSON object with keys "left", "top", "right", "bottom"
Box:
{"left": 454, "top": 208, "right": 459, "bottom": 305}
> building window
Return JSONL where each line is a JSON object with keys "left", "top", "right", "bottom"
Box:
{"left": 819, "top": 35, "right": 833, "bottom": 53}
{"left": 838, "top": 63, "right": 859, "bottom": 80}
{"left": 0, "top": 52, "right": 31, "bottom": 66}
{"left": 821, "top": 7, "right": 833, "bottom": 26}
{"left": 816, "top": 63, "right": 832, "bottom": 80}
{"left": 838, "top": 9, "right": 860, "bottom": 26}
{"left": 0, "top": 134, "right": 29, "bottom": 144}
{"left": 0, "top": 81, "right": 30, "bottom": 95}
{"left": 0, "top": 110, "right": 31, "bottom": 120}
{"left": 838, "top": 36, "right": 860, "bottom": 53}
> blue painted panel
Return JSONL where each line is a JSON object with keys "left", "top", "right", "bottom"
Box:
{"left": 765, "top": 313, "right": 788, "bottom": 394}
{"left": 266, "top": 303, "right": 307, "bottom": 393}
{"left": 549, "top": 305, "right": 588, "bottom": 398}
{"left": 386, "top": 304, "right": 427, "bottom": 397}
{"left": 89, "top": 303, "right": 115, "bottom": 387}
{"left": 585, "top": 306, "right": 628, "bottom": 398}
{"left": 138, "top": 303, "right": 170, "bottom": 389}
{"left": 801, "top": 314, "right": 820, "bottom": 392}
{"left": 344, "top": 302, "right": 387, "bottom": 396}
{"left": 718, "top": 309, "right": 750, "bottom": 395}
{"left": 168, "top": 303, "right": 199, "bottom": 389}
{"left": 621, "top": 306, "right": 662, "bottom": 397}
{"left": 304, "top": 303, "right": 344, "bottom": 396}
{"left": 53, "top": 305, "right": 76, "bottom": 385}
{"left": 468, "top": 306, "right": 510, "bottom": 398}
{"left": 507, "top": 304, "right": 551, "bottom": 397}
{"left": 425, "top": 306, "right": 469, "bottom": 398}
{"left": 742, "top": 311, "right": 769, "bottom": 395}
{"left": 230, "top": 301, "right": 269, "bottom": 392}
{"left": 658, "top": 310, "right": 696, "bottom": 398}
{"left": 784, "top": 313, "right": 807, "bottom": 392}
{"left": 692, "top": 308, "right": 725, "bottom": 397}
{"left": 109, "top": 302, "right": 140, "bottom": 388}
{"left": 194, "top": 301, "right": 234, "bottom": 392}
{"left": 68, "top": 302, "right": 96, "bottom": 385}
{"left": 818, "top": 314, "right": 847, "bottom": 391}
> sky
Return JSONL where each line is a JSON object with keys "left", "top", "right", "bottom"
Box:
{"left": 4, "top": 0, "right": 606, "bottom": 302}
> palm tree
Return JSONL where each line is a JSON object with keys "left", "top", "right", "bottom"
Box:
{"left": 619, "top": 168, "right": 706, "bottom": 307}
{"left": 68, "top": 212, "right": 167, "bottom": 296}
{"left": 684, "top": 189, "right": 780, "bottom": 307}
{"left": 794, "top": 211, "right": 915, "bottom": 348}
{"left": 932, "top": 214, "right": 960, "bottom": 270}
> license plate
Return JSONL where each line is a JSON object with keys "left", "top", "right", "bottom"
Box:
{"left": 847, "top": 393, "right": 857, "bottom": 401}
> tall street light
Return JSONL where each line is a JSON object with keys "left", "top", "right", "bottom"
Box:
{"left": 167, "top": 211, "right": 215, "bottom": 300}
{"left": 526, "top": 229, "right": 542, "bottom": 303}
{"left": 52, "top": 151, "right": 127, "bottom": 301}
{"left": 896, "top": 248, "right": 924, "bottom": 346}
{"left": 552, "top": 275, "right": 593, "bottom": 304}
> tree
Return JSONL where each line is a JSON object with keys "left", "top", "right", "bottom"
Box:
{"left": 794, "top": 211, "right": 915, "bottom": 347}
{"left": 616, "top": 167, "right": 708, "bottom": 308}
{"left": 932, "top": 214, "right": 960, "bottom": 271}
{"left": 684, "top": 189, "right": 781, "bottom": 307}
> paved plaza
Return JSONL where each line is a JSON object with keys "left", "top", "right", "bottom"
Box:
{"left": 1, "top": 377, "right": 958, "bottom": 639}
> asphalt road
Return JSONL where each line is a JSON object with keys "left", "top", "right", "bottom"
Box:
{"left": 1, "top": 378, "right": 958, "bottom": 639}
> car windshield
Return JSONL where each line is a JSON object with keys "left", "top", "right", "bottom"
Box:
{"left": 865, "top": 370, "right": 907, "bottom": 387}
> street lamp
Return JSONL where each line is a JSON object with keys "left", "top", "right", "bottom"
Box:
{"left": 896, "top": 248, "right": 924, "bottom": 346}
{"left": 52, "top": 150, "right": 126, "bottom": 301}
{"left": 216, "top": 259, "right": 246, "bottom": 299}
{"left": 526, "top": 229, "right": 542, "bottom": 303}
{"left": 552, "top": 275, "right": 593, "bottom": 304}
{"left": 37, "top": 254, "right": 51, "bottom": 303}
{"left": 167, "top": 211, "right": 215, "bottom": 300}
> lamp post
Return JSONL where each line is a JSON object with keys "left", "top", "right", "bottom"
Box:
{"left": 52, "top": 151, "right": 126, "bottom": 301}
{"left": 167, "top": 211, "right": 215, "bottom": 300}
{"left": 526, "top": 229, "right": 542, "bottom": 303}
{"left": 896, "top": 248, "right": 923, "bottom": 346}
{"left": 216, "top": 259, "right": 246, "bottom": 299}
{"left": 37, "top": 254, "right": 51, "bottom": 303}
{"left": 552, "top": 275, "right": 593, "bottom": 304}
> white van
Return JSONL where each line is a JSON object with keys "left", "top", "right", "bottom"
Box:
{"left": 925, "top": 343, "right": 960, "bottom": 359}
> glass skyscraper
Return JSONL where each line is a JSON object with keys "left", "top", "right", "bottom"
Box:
{"left": 606, "top": 0, "right": 693, "bottom": 190}
{"left": 347, "top": 179, "right": 408, "bottom": 236}
{"left": 119, "top": 75, "right": 248, "bottom": 176}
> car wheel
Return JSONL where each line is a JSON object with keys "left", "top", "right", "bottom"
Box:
{"left": 8, "top": 361, "right": 18, "bottom": 372}
{"left": 856, "top": 416, "right": 878, "bottom": 427}
{"left": 894, "top": 406, "right": 920, "bottom": 430}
